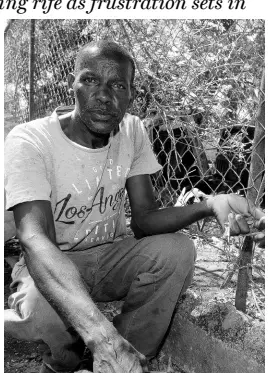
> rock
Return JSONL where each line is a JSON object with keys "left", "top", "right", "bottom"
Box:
{"left": 176, "top": 289, "right": 202, "bottom": 318}
{"left": 190, "top": 300, "right": 230, "bottom": 332}
{"left": 222, "top": 309, "right": 251, "bottom": 330}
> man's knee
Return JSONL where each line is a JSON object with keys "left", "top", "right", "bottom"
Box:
{"left": 164, "top": 232, "right": 195, "bottom": 258}
{"left": 154, "top": 232, "right": 194, "bottom": 262}
{"left": 7, "top": 281, "right": 45, "bottom": 341}
{"left": 152, "top": 234, "right": 195, "bottom": 297}
{"left": 143, "top": 233, "right": 195, "bottom": 274}
{"left": 9, "top": 272, "right": 40, "bottom": 320}
{"left": 7, "top": 267, "right": 65, "bottom": 342}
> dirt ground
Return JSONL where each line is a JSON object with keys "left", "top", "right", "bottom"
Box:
{"left": 4, "top": 227, "right": 265, "bottom": 373}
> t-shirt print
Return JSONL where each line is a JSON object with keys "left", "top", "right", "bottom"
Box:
{"left": 53, "top": 140, "right": 131, "bottom": 251}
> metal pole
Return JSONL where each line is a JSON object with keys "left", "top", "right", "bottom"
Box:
{"left": 4, "top": 20, "right": 15, "bottom": 39}
{"left": 235, "top": 69, "right": 265, "bottom": 312}
{"left": 247, "top": 70, "right": 265, "bottom": 205}
{"left": 29, "top": 20, "right": 35, "bottom": 121}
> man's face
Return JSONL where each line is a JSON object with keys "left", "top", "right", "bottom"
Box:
{"left": 70, "top": 48, "right": 134, "bottom": 135}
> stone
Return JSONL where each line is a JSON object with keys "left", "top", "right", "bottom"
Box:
{"left": 175, "top": 289, "right": 202, "bottom": 318}
{"left": 222, "top": 309, "right": 251, "bottom": 330}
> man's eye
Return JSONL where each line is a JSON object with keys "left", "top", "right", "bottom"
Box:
{"left": 85, "top": 77, "right": 98, "bottom": 84}
{"left": 113, "top": 83, "right": 126, "bottom": 90}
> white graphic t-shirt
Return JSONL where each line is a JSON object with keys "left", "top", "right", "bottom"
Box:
{"left": 5, "top": 108, "right": 162, "bottom": 251}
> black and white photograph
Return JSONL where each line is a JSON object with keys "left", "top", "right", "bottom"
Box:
{"left": 4, "top": 19, "right": 265, "bottom": 373}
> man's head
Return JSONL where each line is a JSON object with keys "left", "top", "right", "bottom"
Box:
{"left": 68, "top": 40, "right": 135, "bottom": 136}
{"left": 74, "top": 40, "right": 136, "bottom": 85}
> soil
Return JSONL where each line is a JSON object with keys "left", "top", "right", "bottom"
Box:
{"left": 4, "top": 223, "right": 265, "bottom": 373}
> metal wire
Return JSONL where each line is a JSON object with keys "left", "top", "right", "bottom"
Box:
{"left": 4, "top": 19, "right": 265, "bottom": 212}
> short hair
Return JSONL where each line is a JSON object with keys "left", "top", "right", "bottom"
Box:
{"left": 74, "top": 40, "right": 136, "bottom": 85}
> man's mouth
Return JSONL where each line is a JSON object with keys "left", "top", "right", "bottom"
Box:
{"left": 90, "top": 110, "right": 116, "bottom": 121}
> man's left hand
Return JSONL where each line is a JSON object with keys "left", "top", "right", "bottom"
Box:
{"left": 228, "top": 214, "right": 265, "bottom": 247}
{"left": 206, "top": 193, "right": 264, "bottom": 233}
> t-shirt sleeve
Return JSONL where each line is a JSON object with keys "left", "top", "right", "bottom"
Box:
{"left": 5, "top": 128, "right": 51, "bottom": 210}
{"left": 127, "top": 117, "right": 162, "bottom": 179}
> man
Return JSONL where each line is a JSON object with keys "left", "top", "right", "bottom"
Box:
{"left": 4, "top": 40, "right": 264, "bottom": 373}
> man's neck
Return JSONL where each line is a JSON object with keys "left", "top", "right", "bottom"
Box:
{"left": 58, "top": 113, "right": 110, "bottom": 149}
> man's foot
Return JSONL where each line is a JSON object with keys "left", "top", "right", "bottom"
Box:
{"left": 39, "top": 363, "right": 57, "bottom": 373}
{"left": 39, "top": 363, "right": 73, "bottom": 373}
{"left": 39, "top": 362, "right": 93, "bottom": 373}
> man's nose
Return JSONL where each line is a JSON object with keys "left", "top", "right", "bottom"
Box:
{"left": 95, "top": 86, "right": 112, "bottom": 104}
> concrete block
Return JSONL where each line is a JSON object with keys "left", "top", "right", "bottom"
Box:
{"left": 161, "top": 313, "right": 264, "bottom": 373}
{"left": 243, "top": 321, "right": 265, "bottom": 364}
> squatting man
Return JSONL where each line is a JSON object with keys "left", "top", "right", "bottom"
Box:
{"left": 4, "top": 40, "right": 264, "bottom": 373}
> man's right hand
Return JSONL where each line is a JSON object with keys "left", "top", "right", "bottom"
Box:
{"left": 92, "top": 328, "right": 148, "bottom": 372}
{"left": 12, "top": 200, "right": 147, "bottom": 372}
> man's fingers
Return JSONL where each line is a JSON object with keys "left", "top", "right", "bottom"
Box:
{"left": 228, "top": 213, "right": 241, "bottom": 235}
{"left": 138, "top": 353, "right": 148, "bottom": 371}
{"left": 141, "top": 359, "right": 148, "bottom": 370}
{"left": 235, "top": 214, "right": 250, "bottom": 234}
{"left": 253, "top": 232, "right": 265, "bottom": 248}
{"left": 255, "top": 216, "right": 265, "bottom": 230}
{"left": 227, "top": 194, "right": 251, "bottom": 217}
{"left": 228, "top": 213, "right": 265, "bottom": 243}
{"left": 247, "top": 200, "right": 265, "bottom": 220}
{"left": 207, "top": 194, "right": 264, "bottom": 239}
{"left": 227, "top": 194, "right": 264, "bottom": 220}
{"left": 229, "top": 213, "right": 250, "bottom": 236}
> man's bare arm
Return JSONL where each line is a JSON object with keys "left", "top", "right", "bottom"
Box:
{"left": 126, "top": 174, "right": 264, "bottom": 238}
{"left": 126, "top": 175, "right": 212, "bottom": 238}
{"left": 13, "top": 200, "right": 147, "bottom": 372}
{"left": 13, "top": 200, "right": 117, "bottom": 346}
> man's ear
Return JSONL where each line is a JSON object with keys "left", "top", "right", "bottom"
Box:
{"left": 128, "top": 86, "right": 136, "bottom": 108}
{"left": 67, "top": 73, "right": 75, "bottom": 93}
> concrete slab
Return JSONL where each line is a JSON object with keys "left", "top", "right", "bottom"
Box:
{"left": 161, "top": 313, "right": 264, "bottom": 373}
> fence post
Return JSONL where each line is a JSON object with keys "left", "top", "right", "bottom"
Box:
{"left": 29, "top": 20, "right": 35, "bottom": 121}
{"left": 235, "top": 69, "right": 265, "bottom": 312}
{"left": 4, "top": 20, "right": 14, "bottom": 39}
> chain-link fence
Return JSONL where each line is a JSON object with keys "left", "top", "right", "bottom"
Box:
{"left": 4, "top": 19, "right": 265, "bottom": 203}
{"left": 4, "top": 19, "right": 265, "bottom": 312}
